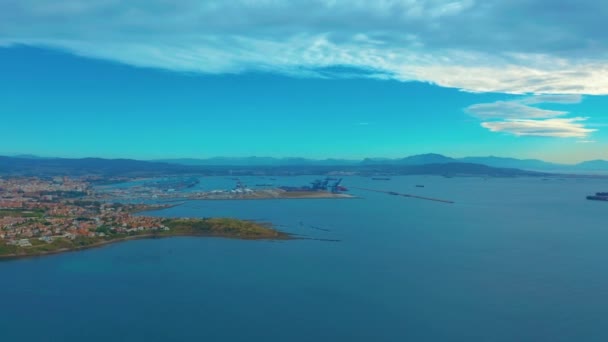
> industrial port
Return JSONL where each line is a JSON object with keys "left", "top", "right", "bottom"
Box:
{"left": 90, "top": 176, "right": 461, "bottom": 204}
{"left": 93, "top": 177, "right": 355, "bottom": 202}
{"left": 187, "top": 178, "right": 353, "bottom": 200}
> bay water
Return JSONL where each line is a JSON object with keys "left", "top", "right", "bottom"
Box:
{"left": 1, "top": 176, "right": 608, "bottom": 341}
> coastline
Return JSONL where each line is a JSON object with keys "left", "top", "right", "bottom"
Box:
{"left": 187, "top": 194, "right": 358, "bottom": 201}
{"left": 97, "top": 192, "right": 358, "bottom": 202}
{"left": 1, "top": 214, "right": 291, "bottom": 261}
{"left": 1, "top": 184, "right": 347, "bottom": 261}
{"left": 0, "top": 229, "right": 292, "bottom": 261}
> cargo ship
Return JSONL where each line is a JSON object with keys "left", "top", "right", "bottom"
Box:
{"left": 371, "top": 177, "right": 391, "bottom": 181}
{"left": 587, "top": 192, "right": 608, "bottom": 201}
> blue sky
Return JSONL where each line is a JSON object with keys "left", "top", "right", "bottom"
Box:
{"left": 0, "top": 1, "right": 607, "bottom": 163}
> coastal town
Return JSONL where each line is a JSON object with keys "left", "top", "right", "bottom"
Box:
{"left": 0, "top": 176, "right": 287, "bottom": 257}
{"left": 0, "top": 177, "right": 172, "bottom": 248}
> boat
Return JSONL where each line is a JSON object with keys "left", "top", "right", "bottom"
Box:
{"left": 415, "top": 185, "right": 424, "bottom": 188}
{"left": 371, "top": 177, "right": 391, "bottom": 180}
{"left": 596, "top": 192, "right": 608, "bottom": 196}
{"left": 587, "top": 195, "right": 608, "bottom": 201}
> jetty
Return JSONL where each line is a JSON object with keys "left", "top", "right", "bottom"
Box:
{"left": 350, "top": 186, "right": 454, "bottom": 204}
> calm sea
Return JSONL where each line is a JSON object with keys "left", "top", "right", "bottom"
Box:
{"left": 1, "top": 176, "right": 608, "bottom": 341}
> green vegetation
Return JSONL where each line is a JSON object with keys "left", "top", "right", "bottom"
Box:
{"left": 0, "top": 236, "right": 106, "bottom": 258}
{"left": 28, "top": 238, "right": 74, "bottom": 253}
{"left": 0, "top": 242, "right": 18, "bottom": 255}
{"left": 70, "top": 200, "right": 102, "bottom": 207}
{"left": 161, "top": 217, "right": 287, "bottom": 239}
{"left": 95, "top": 225, "right": 112, "bottom": 235}
{"left": 0, "top": 218, "right": 288, "bottom": 259}
{"left": 0, "top": 208, "right": 45, "bottom": 218}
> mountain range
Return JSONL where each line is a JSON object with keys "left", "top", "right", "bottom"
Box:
{"left": 2, "top": 153, "right": 607, "bottom": 177}
{"left": 0, "top": 154, "right": 545, "bottom": 177}
{"left": 156, "top": 153, "right": 608, "bottom": 172}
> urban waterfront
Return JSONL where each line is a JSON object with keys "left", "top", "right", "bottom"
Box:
{"left": 1, "top": 175, "right": 608, "bottom": 341}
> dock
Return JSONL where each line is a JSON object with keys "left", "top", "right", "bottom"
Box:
{"left": 350, "top": 186, "right": 455, "bottom": 204}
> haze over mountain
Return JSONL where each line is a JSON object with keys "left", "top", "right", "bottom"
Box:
{"left": 155, "top": 157, "right": 360, "bottom": 167}
{"left": 156, "top": 153, "right": 608, "bottom": 172}
{"left": 6, "top": 153, "right": 608, "bottom": 175}
{"left": 1, "top": 154, "right": 548, "bottom": 177}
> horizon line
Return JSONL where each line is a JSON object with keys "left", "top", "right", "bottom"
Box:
{"left": 3, "top": 153, "right": 607, "bottom": 166}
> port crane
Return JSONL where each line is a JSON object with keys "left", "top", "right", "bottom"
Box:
{"left": 330, "top": 178, "right": 348, "bottom": 193}
{"left": 307, "top": 178, "right": 348, "bottom": 193}
{"left": 310, "top": 178, "right": 330, "bottom": 191}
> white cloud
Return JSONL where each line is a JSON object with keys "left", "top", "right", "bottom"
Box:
{"left": 467, "top": 94, "right": 597, "bottom": 138}
{"left": 481, "top": 118, "right": 596, "bottom": 138}
{"left": 465, "top": 101, "right": 567, "bottom": 120}
{"left": 1, "top": 0, "right": 608, "bottom": 94}
{"left": 519, "top": 94, "right": 583, "bottom": 105}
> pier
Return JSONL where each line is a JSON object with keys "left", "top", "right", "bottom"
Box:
{"left": 350, "top": 186, "right": 455, "bottom": 204}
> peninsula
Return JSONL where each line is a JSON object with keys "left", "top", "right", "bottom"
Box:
{"left": 0, "top": 176, "right": 289, "bottom": 259}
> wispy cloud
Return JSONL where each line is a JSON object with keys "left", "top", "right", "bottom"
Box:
{"left": 467, "top": 95, "right": 596, "bottom": 138}
{"left": 466, "top": 101, "right": 567, "bottom": 120}
{"left": 519, "top": 94, "right": 583, "bottom": 105}
{"left": 481, "top": 118, "right": 596, "bottom": 138}
{"left": 1, "top": 0, "right": 608, "bottom": 94}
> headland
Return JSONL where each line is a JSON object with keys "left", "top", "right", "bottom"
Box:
{"left": 0, "top": 177, "right": 291, "bottom": 260}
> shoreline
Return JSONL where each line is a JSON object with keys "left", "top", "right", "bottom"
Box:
{"left": 92, "top": 192, "right": 358, "bottom": 202}
{"left": 188, "top": 195, "right": 358, "bottom": 201}
{"left": 0, "top": 230, "right": 291, "bottom": 261}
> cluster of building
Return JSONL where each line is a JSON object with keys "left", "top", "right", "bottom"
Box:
{"left": 0, "top": 176, "right": 88, "bottom": 193}
{"left": 0, "top": 176, "right": 89, "bottom": 207}
{"left": 0, "top": 176, "right": 169, "bottom": 247}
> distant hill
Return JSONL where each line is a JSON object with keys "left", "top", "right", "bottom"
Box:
{"left": 361, "top": 153, "right": 580, "bottom": 171}
{"left": 160, "top": 154, "right": 458, "bottom": 167}
{"left": 575, "top": 160, "right": 608, "bottom": 171}
{"left": 403, "top": 162, "right": 545, "bottom": 177}
{"left": 359, "top": 162, "right": 544, "bottom": 177}
{"left": 3, "top": 153, "right": 608, "bottom": 177}
{"left": 0, "top": 155, "right": 547, "bottom": 177}
{"left": 12, "top": 154, "right": 52, "bottom": 160}
{"left": 399, "top": 154, "right": 608, "bottom": 172}
{"left": 459, "top": 156, "right": 608, "bottom": 172}
{"left": 0, "top": 156, "right": 192, "bottom": 177}
{"left": 157, "top": 153, "right": 608, "bottom": 172}
{"left": 362, "top": 153, "right": 455, "bottom": 165}
{"left": 458, "top": 156, "right": 564, "bottom": 171}
{"left": 156, "top": 157, "right": 279, "bottom": 166}
{"left": 156, "top": 157, "right": 359, "bottom": 166}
